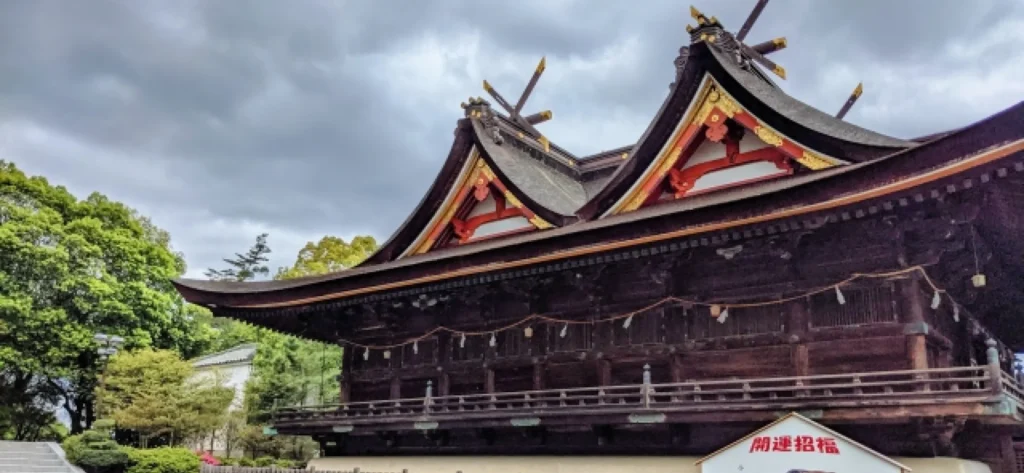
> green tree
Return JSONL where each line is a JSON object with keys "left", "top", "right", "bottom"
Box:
{"left": 205, "top": 233, "right": 271, "bottom": 281}
{"left": 274, "top": 235, "right": 377, "bottom": 280}
{"left": 95, "top": 349, "right": 233, "bottom": 447}
{"left": 0, "top": 161, "right": 205, "bottom": 434}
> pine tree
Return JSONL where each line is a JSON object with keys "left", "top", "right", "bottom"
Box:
{"left": 204, "top": 233, "right": 272, "bottom": 281}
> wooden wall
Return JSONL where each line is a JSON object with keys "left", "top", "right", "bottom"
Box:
{"left": 345, "top": 273, "right": 977, "bottom": 403}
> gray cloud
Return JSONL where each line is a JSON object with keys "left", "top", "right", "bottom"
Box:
{"left": 2, "top": 0, "right": 1021, "bottom": 277}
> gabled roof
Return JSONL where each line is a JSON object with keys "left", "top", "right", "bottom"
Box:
{"left": 173, "top": 103, "right": 1024, "bottom": 308}
{"left": 190, "top": 343, "right": 258, "bottom": 368}
{"left": 172, "top": 7, "right": 1024, "bottom": 309}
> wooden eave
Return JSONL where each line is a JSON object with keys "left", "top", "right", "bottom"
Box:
{"left": 171, "top": 101, "right": 1024, "bottom": 310}
{"left": 577, "top": 41, "right": 914, "bottom": 220}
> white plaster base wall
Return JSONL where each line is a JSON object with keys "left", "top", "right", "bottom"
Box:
{"left": 308, "top": 455, "right": 990, "bottom": 473}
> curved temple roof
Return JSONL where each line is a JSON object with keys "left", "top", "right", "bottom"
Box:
{"left": 173, "top": 6, "right": 1024, "bottom": 308}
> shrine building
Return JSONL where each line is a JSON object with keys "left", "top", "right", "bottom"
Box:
{"left": 173, "top": 3, "right": 1024, "bottom": 472}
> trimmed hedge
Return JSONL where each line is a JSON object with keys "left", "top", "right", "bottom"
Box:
{"left": 125, "top": 447, "right": 199, "bottom": 473}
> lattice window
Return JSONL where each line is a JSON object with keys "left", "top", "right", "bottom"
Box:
{"left": 401, "top": 336, "right": 438, "bottom": 367}
{"left": 612, "top": 310, "right": 664, "bottom": 346}
{"left": 688, "top": 305, "right": 784, "bottom": 339}
{"left": 351, "top": 348, "right": 391, "bottom": 371}
{"left": 547, "top": 322, "right": 592, "bottom": 353}
{"left": 449, "top": 333, "right": 485, "bottom": 363}
{"left": 809, "top": 284, "right": 898, "bottom": 328}
{"left": 495, "top": 327, "right": 534, "bottom": 358}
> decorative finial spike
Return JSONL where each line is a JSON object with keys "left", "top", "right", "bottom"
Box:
{"left": 690, "top": 5, "right": 702, "bottom": 20}
{"left": 483, "top": 80, "right": 493, "bottom": 93}
{"left": 774, "top": 37, "right": 788, "bottom": 48}
{"left": 536, "top": 57, "right": 547, "bottom": 74}
{"left": 772, "top": 65, "right": 786, "bottom": 79}
{"left": 836, "top": 82, "right": 864, "bottom": 119}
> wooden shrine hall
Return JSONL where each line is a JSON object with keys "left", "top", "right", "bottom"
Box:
{"left": 174, "top": 2, "right": 1024, "bottom": 472}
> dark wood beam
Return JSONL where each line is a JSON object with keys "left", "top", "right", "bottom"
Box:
{"left": 836, "top": 82, "right": 864, "bottom": 119}
{"left": 736, "top": 0, "right": 771, "bottom": 41}
{"left": 750, "top": 37, "right": 787, "bottom": 55}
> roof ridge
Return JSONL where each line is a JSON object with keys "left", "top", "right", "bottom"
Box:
{"left": 189, "top": 342, "right": 259, "bottom": 365}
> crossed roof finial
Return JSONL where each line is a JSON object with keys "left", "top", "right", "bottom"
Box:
{"left": 480, "top": 57, "right": 553, "bottom": 152}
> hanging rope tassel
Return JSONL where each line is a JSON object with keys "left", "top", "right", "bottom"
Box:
{"left": 835, "top": 286, "right": 846, "bottom": 305}
{"left": 363, "top": 347, "right": 370, "bottom": 361}
{"left": 622, "top": 315, "right": 633, "bottom": 329}
{"left": 413, "top": 340, "right": 418, "bottom": 355}
{"left": 560, "top": 323, "right": 568, "bottom": 338}
{"left": 460, "top": 333, "right": 466, "bottom": 348}
{"left": 489, "top": 332, "right": 497, "bottom": 347}
{"left": 717, "top": 307, "right": 730, "bottom": 324}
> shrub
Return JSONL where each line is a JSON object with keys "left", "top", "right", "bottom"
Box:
{"left": 254, "top": 456, "right": 275, "bottom": 466}
{"left": 238, "top": 457, "right": 254, "bottom": 467}
{"left": 125, "top": 447, "right": 199, "bottom": 473}
{"left": 62, "top": 429, "right": 130, "bottom": 473}
{"left": 62, "top": 434, "right": 85, "bottom": 465}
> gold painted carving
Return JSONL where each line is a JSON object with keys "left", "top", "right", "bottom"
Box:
{"left": 503, "top": 190, "right": 523, "bottom": 209}
{"left": 529, "top": 215, "right": 553, "bottom": 229}
{"left": 480, "top": 166, "right": 496, "bottom": 181}
{"left": 754, "top": 126, "right": 784, "bottom": 147}
{"left": 696, "top": 88, "right": 741, "bottom": 125}
{"left": 797, "top": 150, "right": 838, "bottom": 170}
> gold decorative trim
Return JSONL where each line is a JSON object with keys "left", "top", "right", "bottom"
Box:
{"left": 695, "top": 87, "right": 741, "bottom": 125}
{"left": 480, "top": 165, "right": 496, "bottom": 181}
{"left": 797, "top": 151, "right": 838, "bottom": 170}
{"left": 529, "top": 215, "right": 553, "bottom": 229}
{"left": 503, "top": 191, "right": 523, "bottom": 209}
{"left": 754, "top": 126, "right": 784, "bottom": 147}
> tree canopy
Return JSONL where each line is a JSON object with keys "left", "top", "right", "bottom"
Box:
{"left": 95, "top": 349, "right": 233, "bottom": 447}
{"left": 205, "top": 233, "right": 271, "bottom": 282}
{"left": 274, "top": 235, "right": 377, "bottom": 280}
{"left": 0, "top": 161, "right": 207, "bottom": 435}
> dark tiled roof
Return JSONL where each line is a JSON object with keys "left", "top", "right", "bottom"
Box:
{"left": 707, "top": 46, "right": 915, "bottom": 150}
{"left": 174, "top": 99, "right": 1024, "bottom": 303}
{"left": 472, "top": 119, "right": 587, "bottom": 216}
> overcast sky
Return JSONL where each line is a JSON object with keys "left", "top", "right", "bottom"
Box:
{"left": 3, "top": 0, "right": 1022, "bottom": 279}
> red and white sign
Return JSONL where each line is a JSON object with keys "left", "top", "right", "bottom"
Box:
{"left": 697, "top": 413, "right": 910, "bottom": 473}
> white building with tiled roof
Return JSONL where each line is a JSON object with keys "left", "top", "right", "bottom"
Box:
{"left": 190, "top": 343, "right": 258, "bottom": 455}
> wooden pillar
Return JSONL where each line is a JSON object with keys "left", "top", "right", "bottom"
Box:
{"left": 999, "top": 434, "right": 1016, "bottom": 473}
{"left": 900, "top": 276, "right": 930, "bottom": 371}
{"left": 597, "top": 359, "right": 612, "bottom": 386}
{"left": 439, "top": 372, "right": 450, "bottom": 397}
{"left": 484, "top": 367, "right": 496, "bottom": 394}
{"left": 532, "top": 363, "right": 546, "bottom": 391}
{"left": 340, "top": 347, "right": 352, "bottom": 403}
{"left": 787, "top": 299, "right": 810, "bottom": 377}
{"left": 669, "top": 355, "right": 684, "bottom": 383}
{"left": 390, "top": 377, "right": 401, "bottom": 400}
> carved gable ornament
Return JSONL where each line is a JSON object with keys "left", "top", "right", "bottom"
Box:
{"left": 697, "top": 412, "right": 910, "bottom": 473}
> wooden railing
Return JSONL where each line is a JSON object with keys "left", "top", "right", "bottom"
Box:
{"left": 273, "top": 365, "right": 1017, "bottom": 426}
